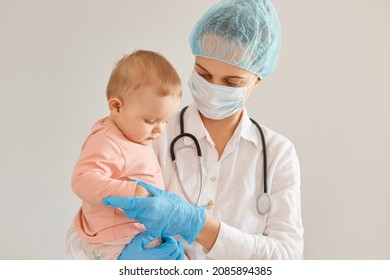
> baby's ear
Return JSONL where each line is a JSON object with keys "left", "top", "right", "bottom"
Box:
{"left": 108, "top": 97, "right": 122, "bottom": 113}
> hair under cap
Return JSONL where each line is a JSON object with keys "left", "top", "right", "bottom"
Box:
{"left": 189, "top": 0, "right": 281, "bottom": 78}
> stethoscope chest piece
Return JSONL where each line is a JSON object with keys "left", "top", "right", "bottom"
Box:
{"left": 257, "top": 193, "right": 271, "bottom": 215}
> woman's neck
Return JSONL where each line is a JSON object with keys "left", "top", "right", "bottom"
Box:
{"left": 200, "top": 109, "right": 243, "bottom": 159}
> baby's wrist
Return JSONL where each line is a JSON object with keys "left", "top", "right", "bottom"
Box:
{"left": 134, "top": 183, "right": 150, "bottom": 197}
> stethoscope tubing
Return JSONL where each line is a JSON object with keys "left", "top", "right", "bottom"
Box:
{"left": 170, "top": 106, "right": 270, "bottom": 214}
{"left": 170, "top": 107, "right": 202, "bottom": 161}
{"left": 250, "top": 117, "right": 268, "bottom": 195}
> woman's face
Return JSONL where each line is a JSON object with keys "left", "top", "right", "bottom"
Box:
{"left": 194, "top": 56, "right": 261, "bottom": 100}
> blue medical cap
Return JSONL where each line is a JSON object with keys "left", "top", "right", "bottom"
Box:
{"left": 189, "top": 0, "right": 281, "bottom": 78}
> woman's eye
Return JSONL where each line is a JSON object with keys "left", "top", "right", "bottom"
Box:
{"left": 225, "top": 80, "right": 240, "bottom": 87}
{"left": 200, "top": 74, "right": 211, "bottom": 79}
{"left": 198, "top": 72, "right": 211, "bottom": 79}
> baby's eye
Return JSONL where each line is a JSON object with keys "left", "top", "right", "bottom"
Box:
{"left": 144, "top": 119, "right": 155, "bottom": 124}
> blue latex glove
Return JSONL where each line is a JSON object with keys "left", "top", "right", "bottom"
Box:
{"left": 118, "top": 232, "right": 184, "bottom": 260}
{"left": 103, "top": 180, "right": 206, "bottom": 244}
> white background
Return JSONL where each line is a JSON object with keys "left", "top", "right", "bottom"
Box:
{"left": 0, "top": 0, "right": 389, "bottom": 259}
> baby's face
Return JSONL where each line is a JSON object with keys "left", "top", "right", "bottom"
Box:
{"left": 116, "top": 87, "right": 180, "bottom": 145}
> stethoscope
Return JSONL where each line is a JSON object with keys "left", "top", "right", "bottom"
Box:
{"left": 170, "top": 106, "right": 271, "bottom": 215}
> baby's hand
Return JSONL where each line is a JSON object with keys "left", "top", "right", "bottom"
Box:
{"left": 144, "top": 237, "right": 162, "bottom": 249}
{"left": 134, "top": 184, "right": 151, "bottom": 197}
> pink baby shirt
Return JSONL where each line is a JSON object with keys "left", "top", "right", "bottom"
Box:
{"left": 72, "top": 118, "right": 164, "bottom": 244}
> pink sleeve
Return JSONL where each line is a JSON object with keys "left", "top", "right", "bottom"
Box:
{"left": 72, "top": 134, "right": 137, "bottom": 205}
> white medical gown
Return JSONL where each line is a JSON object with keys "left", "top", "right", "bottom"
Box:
{"left": 154, "top": 103, "right": 304, "bottom": 259}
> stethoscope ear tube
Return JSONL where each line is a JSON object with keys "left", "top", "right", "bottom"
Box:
{"left": 170, "top": 106, "right": 202, "bottom": 161}
{"left": 170, "top": 133, "right": 202, "bottom": 161}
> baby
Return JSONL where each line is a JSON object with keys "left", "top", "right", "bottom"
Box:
{"left": 71, "top": 50, "right": 182, "bottom": 259}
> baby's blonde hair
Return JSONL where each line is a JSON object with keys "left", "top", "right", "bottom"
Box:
{"left": 106, "top": 50, "right": 182, "bottom": 100}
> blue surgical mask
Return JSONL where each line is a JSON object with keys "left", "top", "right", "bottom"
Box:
{"left": 188, "top": 71, "right": 246, "bottom": 120}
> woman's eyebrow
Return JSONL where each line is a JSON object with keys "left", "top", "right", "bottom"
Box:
{"left": 195, "top": 63, "right": 246, "bottom": 79}
{"left": 224, "top": 75, "right": 246, "bottom": 79}
{"left": 195, "top": 63, "right": 209, "bottom": 73}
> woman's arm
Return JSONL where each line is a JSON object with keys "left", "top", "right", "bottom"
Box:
{"left": 204, "top": 184, "right": 303, "bottom": 259}
{"left": 103, "top": 181, "right": 303, "bottom": 259}
{"left": 193, "top": 184, "right": 303, "bottom": 259}
{"left": 197, "top": 142, "right": 304, "bottom": 259}
{"left": 196, "top": 215, "right": 221, "bottom": 251}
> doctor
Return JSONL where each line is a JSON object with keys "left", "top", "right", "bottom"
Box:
{"left": 67, "top": 0, "right": 304, "bottom": 259}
